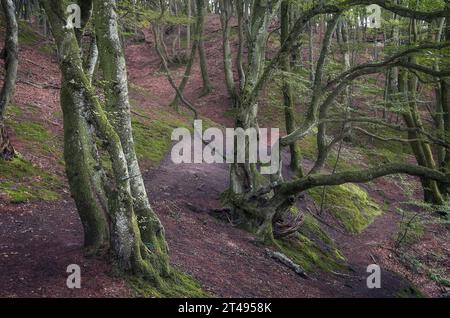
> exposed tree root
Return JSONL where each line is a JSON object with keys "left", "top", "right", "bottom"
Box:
{"left": 0, "top": 125, "right": 15, "bottom": 160}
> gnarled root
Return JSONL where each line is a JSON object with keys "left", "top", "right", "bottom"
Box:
{"left": 273, "top": 212, "right": 304, "bottom": 239}
{"left": 0, "top": 125, "right": 15, "bottom": 160}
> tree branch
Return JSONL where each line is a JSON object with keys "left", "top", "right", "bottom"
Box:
{"left": 278, "top": 164, "right": 449, "bottom": 196}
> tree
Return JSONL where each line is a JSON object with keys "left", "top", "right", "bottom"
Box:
{"left": 0, "top": 0, "right": 18, "bottom": 160}
{"left": 219, "top": 0, "right": 237, "bottom": 107}
{"left": 280, "top": 0, "right": 303, "bottom": 176}
{"left": 196, "top": 0, "right": 213, "bottom": 95}
{"left": 41, "top": 0, "right": 172, "bottom": 286}
{"left": 221, "top": 0, "right": 450, "bottom": 242}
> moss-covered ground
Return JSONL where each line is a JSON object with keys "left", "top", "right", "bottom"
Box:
{"left": 0, "top": 156, "right": 61, "bottom": 203}
{"left": 308, "top": 183, "right": 383, "bottom": 234}
{"left": 128, "top": 270, "right": 208, "bottom": 298}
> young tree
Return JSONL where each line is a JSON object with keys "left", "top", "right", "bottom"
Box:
{"left": 196, "top": 0, "right": 213, "bottom": 95}
{"left": 219, "top": 0, "right": 237, "bottom": 106}
{"left": 0, "top": 0, "right": 18, "bottom": 160}
{"left": 280, "top": 0, "right": 303, "bottom": 175}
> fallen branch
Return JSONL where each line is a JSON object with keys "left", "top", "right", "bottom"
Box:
{"left": 131, "top": 110, "right": 153, "bottom": 121}
{"left": 24, "top": 58, "right": 47, "bottom": 70}
{"left": 265, "top": 248, "right": 308, "bottom": 278}
{"left": 18, "top": 78, "right": 60, "bottom": 90}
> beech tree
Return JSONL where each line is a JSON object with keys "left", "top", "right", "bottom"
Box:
{"left": 0, "top": 0, "right": 18, "bottom": 160}
{"left": 217, "top": 0, "right": 450, "bottom": 242}
{"left": 40, "top": 0, "right": 187, "bottom": 289}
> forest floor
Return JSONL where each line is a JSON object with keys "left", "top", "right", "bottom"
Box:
{"left": 0, "top": 16, "right": 449, "bottom": 298}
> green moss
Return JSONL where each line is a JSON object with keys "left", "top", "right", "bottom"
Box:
{"left": 308, "top": 183, "right": 383, "bottom": 234}
{"left": 8, "top": 104, "right": 22, "bottom": 117}
{"left": 17, "top": 20, "right": 54, "bottom": 54}
{"left": 18, "top": 20, "right": 40, "bottom": 45}
{"left": 430, "top": 273, "right": 450, "bottom": 288}
{"left": 272, "top": 212, "right": 346, "bottom": 273}
{"left": 0, "top": 157, "right": 61, "bottom": 203}
{"left": 298, "top": 134, "right": 317, "bottom": 161}
{"left": 396, "top": 286, "right": 425, "bottom": 298}
{"left": 298, "top": 134, "right": 353, "bottom": 170}
{"left": 130, "top": 92, "right": 220, "bottom": 167}
{"left": 276, "top": 233, "right": 344, "bottom": 272}
{"left": 302, "top": 213, "right": 335, "bottom": 247}
{"left": 128, "top": 270, "right": 208, "bottom": 298}
{"left": 395, "top": 212, "right": 425, "bottom": 246}
{"left": 12, "top": 121, "right": 50, "bottom": 143}
{"left": 360, "top": 146, "right": 408, "bottom": 166}
{"left": 132, "top": 119, "right": 182, "bottom": 166}
{"left": 129, "top": 83, "right": 154, "bottom": 98}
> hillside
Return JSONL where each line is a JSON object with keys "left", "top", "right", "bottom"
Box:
{"left": 0, "top": 10, "right": 449, "bottom": 298}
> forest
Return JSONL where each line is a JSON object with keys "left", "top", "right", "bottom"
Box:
{"left": 0, "top": 0, "right": 449, "bottom": 299}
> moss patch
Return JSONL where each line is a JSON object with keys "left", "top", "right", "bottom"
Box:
{"left": 276, "top": 232, "right": 344, "bottom": 272}
{"left": 359, "top": 146, "right": 408, "bottom": 166}
{"left": 308, "top": 183, "right": 383, "bottom": 234}
{"left": 298, "top": 134, "right": 353, "bottom": 170}
{"left": 0, "top": 157, "right": 61, "bottom": 203}
{"left": 8, "top": 104, "right": 23, "bottom": 117}
{"left": 128, "top": 270, "right": 208, "bottom": 298}
{"left": 18, "top": 20, "right": 54, "bottom": 54}
{"left": 12, "top": 121, "right": 50, "bottom": 143}
{"left": 272, "top": 211, "right": 346, "bottom": 273}
{"left": 132, "top": 117, "right": 185, "bottom": 167}
{"left": 396, "top": 286, "right": 425, "bottom": 298}
{"left": 395, "top": 210, "right": 425, "bottom": 246}
{"left": 129, "top": 90, "right": 220, "bottom": 168}
{"left": 302, "top": 213, "right": 335, "bottom": 248}
{"left": 18, "top": 20, "right": 40, "bottom": 45}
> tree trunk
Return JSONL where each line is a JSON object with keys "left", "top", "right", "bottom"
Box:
{"left": 93, "top": 0, "right": 170, "bottom": 274}
{"left": 219, "top": 0, "right": 237, "bottom": 107}
{"left": 187, "top": 0, "right": 191, "bottom": 50}
{"left": 227, "top": 1, "right": 298, "bottom": 243}
{"left": 0, "top": 0, "right": 19, "bottom": 160}
{"left": 42, "top": 0, "right": 171, "bottom": 282}
{"left": 196, "top": 0, "right": 213, "bottom": 96}
{"left": 280, "top": 0, "right": 302, "bottom": 176}
{"left": 170, "top": 0, "right": 201, "bottom": 109}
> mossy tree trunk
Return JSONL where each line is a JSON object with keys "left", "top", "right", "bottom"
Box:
{"left": 196, "top": 0, "right": 213, "bottom": 96}
{"left": 225, "top": 1, "right": 299, "bottom": 243}
{"left": 50, "top": 0, "right": 110, "bottom": 254}
{"left": 0, "top": 0, "right": 18, "bottom": 160}
{"left": 219, "top": 0, "right": 237, "bottom": 107}
{"left": 170, "top": 0, "right": 201, "bottom": 109}
{"left": 280, "top": 0, "right": 302, "bottom": 176}
{"left": 92, "top": 0, "right": 170, "bottom": 275}
{"left": 42, "top": 0, "right": 171, "bottom": 283}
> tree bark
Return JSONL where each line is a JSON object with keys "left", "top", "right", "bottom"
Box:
{"left": 280, "top": 0, "right": 302, "bottom": 176}
{"left": 93, "top": 0, "right": 170, "bottom": 274}
{"left": 42, "top": 0, "right": 171, "bottom": 282}
{"left": 219, "top": 0, "right": 237, "bottom": 107}
{"left": 0, "top": 0, "right": 19, "bottom": 160}
{"left": 196, "top": 0, "right": 213, "bottom": 96}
